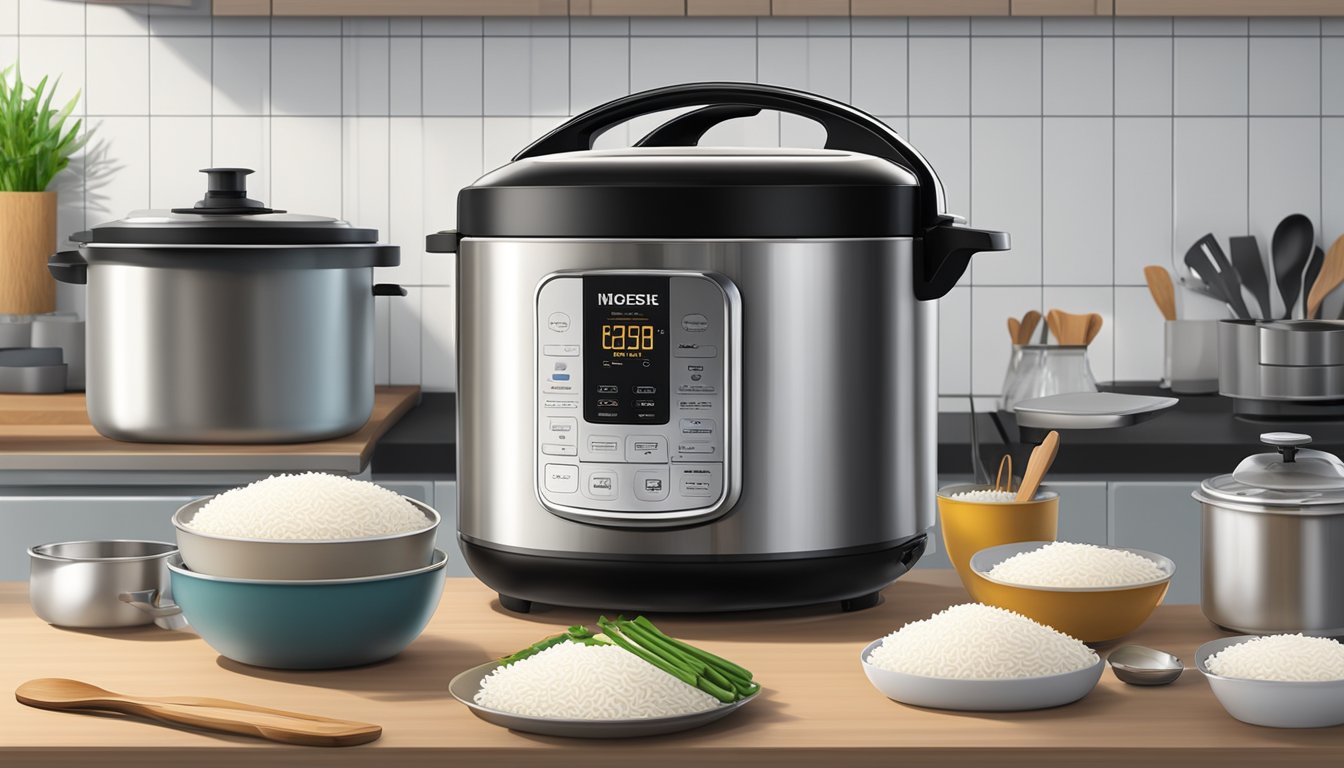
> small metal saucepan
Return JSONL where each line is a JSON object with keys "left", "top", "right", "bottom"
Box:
{"left": 28, "top": 540, "right": 184, "bottom": 629}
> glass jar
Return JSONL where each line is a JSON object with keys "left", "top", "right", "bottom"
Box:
{"left": 1000, "top": 345, "right": 1098, "bottom": 412}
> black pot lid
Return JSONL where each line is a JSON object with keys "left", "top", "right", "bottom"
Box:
{"left": 72, "top": 169, "right": 379, "bottom": 246}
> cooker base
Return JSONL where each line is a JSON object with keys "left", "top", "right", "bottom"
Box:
{"left": 459, "top": 534, "right": 926, "bottom": 614}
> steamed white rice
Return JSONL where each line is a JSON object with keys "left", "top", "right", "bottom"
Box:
{"left": 1206, "top": 634, "right": 1344, "bottom": 682}
{"left": 185, "top": 472, "right": 429, "bottom": 540}
{"left": 866, "top": 603, "right": 1098, "bottom": 679}
{"left": 948, "top": 489, "right": 1018, "bottom": 503}
{"left": 474, "top": 641, "right": 720, "bottom": 719}
{"left": 986, "top": 541, "right": 1168, "bottom": 589}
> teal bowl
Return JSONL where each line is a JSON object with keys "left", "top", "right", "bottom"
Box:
{"left": 167, "top": 549, "right": 446, "bottom": 670}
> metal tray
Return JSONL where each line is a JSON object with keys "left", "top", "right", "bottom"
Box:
{"left": 449, "top": 660, "right": 757, "bottom": 738}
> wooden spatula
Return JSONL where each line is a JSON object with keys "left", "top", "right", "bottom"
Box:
{"left": 1016, "top": 430, "right": 1060, "bottom": 502}
{"left": 15, "top": 678, "right": 381, "bottom": 747}
{"left": 1019, "top": 310, "right": 1041, "bottom": 345}
{"left": 1047, "top": 309, "right": 1095, "bottom": 346}
{"left": 1084, "top": 313, "right": 1103, "bottom": 345}
{"left": 1143, "top": 265, "right": 1177, "bottom": 321}
{"left": 1307, "top": 235, "right": 1344, "bottom": 320}
{"left": 1008, "top": 317, "right": 1021, "bottom": 345}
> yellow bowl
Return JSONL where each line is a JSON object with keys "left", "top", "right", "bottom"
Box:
{"left": 967, "top": 541, "right": 1174, "bottom": 643}
{"left": 937, "top": 483, "right": 1059, "bottom": 592}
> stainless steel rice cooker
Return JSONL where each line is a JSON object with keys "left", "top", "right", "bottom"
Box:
{"left": 48, "top": 168, "right": 403, "bottom": 444}
{"left": 430, "top": 83, "right": 1009, "bottom": 613}
{"left": 1194, "top": 431, "right": 1344, "bottom": 636}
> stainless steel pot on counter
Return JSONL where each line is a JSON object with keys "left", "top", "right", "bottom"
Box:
{"left": 431, "top": 82, "right": 1009, "bottom": 613}
{"left": 1194, "top": 432, "right": 1344, "bottom": 636}
{"left": 48, "top": 168, "right": 403, "bottom": 443}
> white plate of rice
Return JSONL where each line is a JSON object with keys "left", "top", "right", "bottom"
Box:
{"left": 860, "top": 603, "right": 1103, "bottom": 711}
{"left": 449, "top": 641, "right": 757, "bottom": 738}
{"left": 1197, "top": 635, "right": 1344, "bottom": 728}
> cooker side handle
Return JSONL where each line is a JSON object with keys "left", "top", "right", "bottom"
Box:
{"left": 916, "top": 224, "right": 1011, "bottom": 301}
{"left": 48, "top": 250, "right": 87, "bottom": 285}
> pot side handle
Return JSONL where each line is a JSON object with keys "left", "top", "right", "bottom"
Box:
{"left": 48, "top": 251, "right": 87, "bottom": 285}
{"left": 119, "top": 589, "right": 191, "bottom": 632}
{"left": 373, "top": 284, "right": 407, "bottom": 297}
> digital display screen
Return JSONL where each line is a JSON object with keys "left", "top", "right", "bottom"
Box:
{"left": 584, "top": 276, "right": 669, "bottom": 425}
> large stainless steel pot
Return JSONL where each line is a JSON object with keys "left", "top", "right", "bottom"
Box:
{"left": 48, "top": 169, "right": 403, "bottom": 443}
{"left": 431, "top": 83, "right": 1009, "bottom": 613}
{"left": 1193, "top": 431, "right": 1344, "bottom": 636}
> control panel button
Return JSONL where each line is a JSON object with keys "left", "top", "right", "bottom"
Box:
{"left": 635, "top": 469, "right": 670, "bottom": 502}
{"left": 682, "top": 314, "right": 709, "bottom": 332}
{"left": 543, "top": 344, "right": 580, "bottom": 356}
{"left": 680, "top": 418, "right": 716, "bottom": 435}
{"left": 675, "top": 464, "right": 722, "bottom": 499}
{"left": 596, "top": 384, "right": 618, "bottom": 394}
{"left": 677, "top": 384, "right": 718, "bottom": 395}
{"left": 588, "top": 436, "right": 622, "bottom": 454}
{"left": 547, "top": 313, "right": 571, "bottom": 332}
{"left": 634, "top": 399, "right": 656, "bottom": 409}
{"left": 584, "top": 470, "right": 618, "bottom": 500}
{"left": 543, "top": 398, "right": 579, "bottom": 410}
{"left": 677, "top": 441, "right": 716, "bottom": 455}
{"left": 678, "top": 399, "right": 714, "bottom": 411}
{"left": 544, "top": 464, "right": 578, "bottom": 494}
{"left": 633, "top": 386, "right": 656, "bottom": 395}
{"left": 597, "top": 398, "right": 619, "bottom": 408}
{"left": 673, "top": 343, "right": 718, "bottom": 358}
{"left": 542, "top": 443, "right": 577, "bottom": 456}
{"left": 625, "top": 435, "right": 668, "bottom": 463}
{"left": 544, "top": 379, "right": 578, "bottom": 394}
{"left": 548, "top": 417, "right": 576, "bottom": 433}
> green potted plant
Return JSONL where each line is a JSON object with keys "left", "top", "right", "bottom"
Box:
{"left": 0, "top": 65, "right": 84, "bottom": 315}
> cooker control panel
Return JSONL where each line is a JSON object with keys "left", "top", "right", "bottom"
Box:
{"left": 535, "top": 271, "right": 739, "bottom": 526}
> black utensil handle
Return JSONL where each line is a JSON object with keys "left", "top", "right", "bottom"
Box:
{"left": 515, "top": 82, "right": 948, "bottom": 227}
{"left": 47, "top": 250, "right": 87, "bottom": 285}
{"left": 633, "top": 105, "right": 764, "bottom": 147}
{"left": 373, "top": 283, "right": 407, "bottom": 297}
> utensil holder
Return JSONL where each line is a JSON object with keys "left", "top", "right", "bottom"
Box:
{"left": 999, "top": 345, "right": 1098, "bottom": 412}
{"left": 1164, "top": 320, "right": 1219, "bottom": 394}
{"left": 936, "top": 482, "right": 1059, "bottom": 592}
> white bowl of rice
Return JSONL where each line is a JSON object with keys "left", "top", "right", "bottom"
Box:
{"left": 1197, "top": 634, "right": 1344, "bottom": 728}
{"left": 173, "top": 472, "right": 441, "bottom": 580}
{"left": 860, "top": 603, "right": 1103, "bottom": 711}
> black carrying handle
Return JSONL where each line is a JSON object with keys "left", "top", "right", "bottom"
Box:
{"left": 48, "top": 250, "right": 87, "bottom": 285}
{"left": 373, "top": 283, "right": 407, "bottom": 297}
{"left": 518, "top": 83, "right": 1007, "bottom": 300}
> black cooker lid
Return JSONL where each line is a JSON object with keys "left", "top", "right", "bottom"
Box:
{"left": 457, "top": 147, "right": 922, "bottom": 239}
{"left": 72, "top": 168, "right": 380, "bottom": 246}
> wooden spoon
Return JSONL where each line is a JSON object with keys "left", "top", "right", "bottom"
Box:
{"left": 1047, "top": 309, "right": 1094, "bottom": 346}
{"left": 15, "top": 678, "right": 381, "bottom": 747}
{"left": 1143, "top": 265, "right": 1177, "bottom": 321}
{"left": 1008, "top": 317, "right": 1021, "bottom": 345}
{"left": 1018, "top": 310, "right": 1041, "bottom": 345}
{"left": 1084, "top": 313, "right": 1103, "bottom": 345}
{"left": 1307, "top": 235, "right": 1344, "bottom": 320}
{"left": 1016, "top": 430, "right": 1060, "bottom": 502}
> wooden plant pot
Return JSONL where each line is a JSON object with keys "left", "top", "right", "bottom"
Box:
{"left": 0, "top": 191, "right": 56, "bottom": 315}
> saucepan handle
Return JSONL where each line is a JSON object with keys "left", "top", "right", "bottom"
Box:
{"left": 119, "top": 589, "right": 192, "bottom": 632}
{"left": 48, "top": 251, "right": 88, "bottom": 285}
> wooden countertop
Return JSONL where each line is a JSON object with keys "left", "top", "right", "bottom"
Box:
{"left": 0, "top": 386, "right": 420, "bottom": 475}
{"left": 3, "top": 571, "right": 1343, "bottom": 766}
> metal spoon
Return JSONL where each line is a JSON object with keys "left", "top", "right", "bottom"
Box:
{"left": 1108, "top": 645, "right": 1184, "bottom": 686}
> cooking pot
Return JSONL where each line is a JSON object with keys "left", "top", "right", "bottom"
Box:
{"left": 48, "top": 168, "right": 403, "bottom": 443}
{"left": 431, "top": 82, "right": 1009, "bottom": 613}
{"left": 1193, "top": 431, "right": 1344, "bottom": 635}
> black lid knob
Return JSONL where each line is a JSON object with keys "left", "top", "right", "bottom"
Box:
{"left": 171, "top": 168, "right": 281, "bottom": 215}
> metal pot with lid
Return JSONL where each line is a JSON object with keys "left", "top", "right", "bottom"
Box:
{"left": 49, "top": 168, "right": 403, "bottom": 443}
{"left": 1194, "top": 431, "right": 1344, "bottom": 635}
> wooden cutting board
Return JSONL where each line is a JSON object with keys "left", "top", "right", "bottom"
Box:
{"left": 0, "top": 386, "right": 420, "bottom": 474}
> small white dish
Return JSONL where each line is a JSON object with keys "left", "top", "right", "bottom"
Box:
{"left": 1196, "top": 636, "right": 1344, "bottom": 729}
{"left": 859, "top": 638, "right": 1103, "bottom": 712}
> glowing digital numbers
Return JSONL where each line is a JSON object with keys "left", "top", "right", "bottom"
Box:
{"left": 601, "top": 323, "right": 655, "bottom": 352}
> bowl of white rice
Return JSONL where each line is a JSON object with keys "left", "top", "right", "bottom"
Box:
{"left": 173, "top": 473, "right": 440, "bottom": 580}
{"left": 967, "top": 541, "right": 1174, "bottom": 642}
{"left": 1197, "top": 634, "right": 1344, "bottom": 728}
{"left": 860, "top": 603, "right": 1103, "bottom": 711}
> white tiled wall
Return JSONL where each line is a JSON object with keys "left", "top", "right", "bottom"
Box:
{"left": 14, "top": 3, "right": 1344, "bottom": 400}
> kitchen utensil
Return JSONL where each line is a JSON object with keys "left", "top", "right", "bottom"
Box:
{"left": 994, "top": 454, "right": 1013, "bottom": 493}
{"left": 1084, "top": 313, "right": 1103, "bottom": 345}
{"left": 1193, "top": 432, "right": 1344, "bottom": 635}
{"left": 1185, "top": 234, "right": 1250, "bottom": 319}
{"left": 30, "top": 313, "right": 83, "bottom": 390}
{"left": 1230, "top": 235, "right": 1271, "bottom": 319}
{"left": 1164, "top": 320, "right": 1220, "bottom": 394}
{"left": 449, "top": 661, "right": 756, "bottom": 738}
{"left": 1008, "top": 317, "right": 1020, "bottom": 345}
{"left": 999, "top": 345, "right": 1099, "bottom": 412}
{"left": 48, "top": 168, "right": 405, "bottom": 444}
{"left": 15, "top": 678, "right": 381, "bottom": 747}
{"left": 859, "top": 639, "right": 1104, "bottom": 711}
{"left": 936, "top": 483, "right": 1058, "bottom": 590}
{"left": 1143, "top": 266, "right": 1177, "bottom": 321}
{"left": 136, "top": 550, "right": 447, "bottom": 670}
{"left": 1046, "top": 309, "right": 1093, "bottom": 346}
{"left": 1307, "top": 235, "right": 1344, "bottom": 320}
{"left": 433, "top": 82, "right": 1009, "bottom": 614}
{"left": 1177, "top": 274, "right": 1223, "bottom": 302}
{"left": 968, "top": 542, "right": 1174, "bottom": 643}
{"left": 27, "top": 540, "right": 177, "bottom": 629}
{"left": 172, "top": 496, "right": 440, "bottom": 580}
{"left": 0, "top": 346, "right": 65, "bottom": 393}
{"left": 1303, "top": 245, "right": 1325, "bottom": 318}
{"left": 1272, "top": 214, "right": 1315, "bottom": 319}
{"left": 1019, "top": 310, "right": 1041, "bottom": 346}
{"left": 1015, "top": 430, "right": 1059, "bottom": 502}
{"left": 1013, "top": 392, "right": 1178, "bottom": 431}
{"left": 1107, "top": 645, "right": 1183, "bottom": 686}
{"left": 1196, "top": 636, "right": 1344, "bottom": 728}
